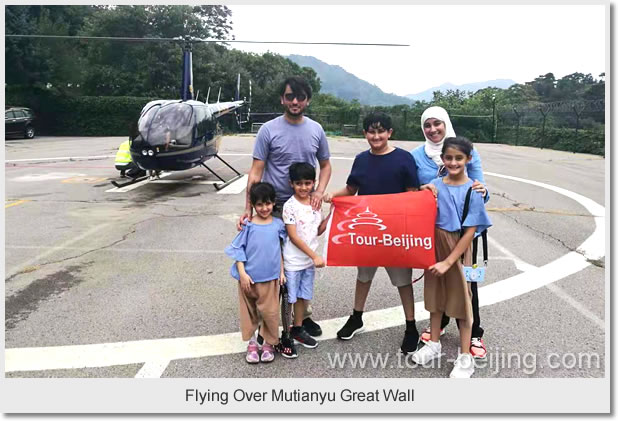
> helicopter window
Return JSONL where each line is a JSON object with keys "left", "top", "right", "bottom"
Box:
{"left": 141, "top": 103, "right": 195, "bottom": 149}
{"left": 138, "top": 105, "right": 160, "bottom": 135}
{"left": 195, "top": 106, "right": 215, "bottom": 139}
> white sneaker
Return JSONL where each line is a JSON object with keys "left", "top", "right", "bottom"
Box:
{"left": 411, "top": 340, "right": 442, "bottom": 366}
{"left": 450, "top": 352, "right": 475, "bottom": 378}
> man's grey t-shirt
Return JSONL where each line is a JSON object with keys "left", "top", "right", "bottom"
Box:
{"left": 253, "top": 115, "right": 330, "bottom": 206}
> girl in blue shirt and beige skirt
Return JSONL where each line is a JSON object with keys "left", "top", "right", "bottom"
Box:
{"left": 225, "top": 182, "right": 287, "bottom": 364}
{"left": 413, "top": 136, "right": 492, "bottom": 378}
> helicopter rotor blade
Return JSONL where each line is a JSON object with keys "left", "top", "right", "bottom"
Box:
{"left": 6, "top": 34, "right": 409, "bottom": 47}
{"left": 202, "top": 39, "right": 409, "bottom": 47}
{"left": 5, "top": 34, "right": 183, "bottom": 43}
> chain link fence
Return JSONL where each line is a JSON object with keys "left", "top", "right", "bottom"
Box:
{"left": 251, "top": 99, "right": 604, "bottom": 156}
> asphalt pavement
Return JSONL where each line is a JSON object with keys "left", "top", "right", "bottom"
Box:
{"left": 4, "top": 134, "right": 606, "bottom": 378}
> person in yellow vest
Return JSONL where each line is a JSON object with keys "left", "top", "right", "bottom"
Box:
{"left": 115, "top": 139, "right": 145, "bottom": 178}
{"left": 115, "top": 140, "right": 132, "bottom": 177}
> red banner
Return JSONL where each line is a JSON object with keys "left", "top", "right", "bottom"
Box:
{"left": 324, "top": 191, "right": 437, "bottom": 269}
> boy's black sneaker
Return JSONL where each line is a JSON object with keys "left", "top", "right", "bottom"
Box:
{"left": 400, "top": 327, "right": 420, "bottom": 354}
{"left": 337, "top": 315, "right": 364, "bottom": 340}
{"left": 276, "top": 334, "right": 298, "bottom": 359}
{"left": 291, "top": 326, "right": 319, "bottom": 348}
{"left": 302, "top": 317, "right": 322, "bottom": 337}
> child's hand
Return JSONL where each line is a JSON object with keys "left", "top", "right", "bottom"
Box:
{"left": 420, "top": 183, "right": 438, "bottom": 199}
{"left": 313, "top": 256, "right": 325, "bottom": 268}
{"left": 239, "top": 272, "right": 254, "bottom": 293}
{"left": 323, "top": 192, "right": 333, "bottom": 203}
{"left": 428, "top": 260, "right": 452, "bottom": 276}
{"left": 279, "top": 271, "right": 287, "bottom": 285}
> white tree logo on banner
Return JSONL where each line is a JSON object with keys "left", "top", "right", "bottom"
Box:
{"left": 332, "top": 207, "right": 387, "bottom": 244}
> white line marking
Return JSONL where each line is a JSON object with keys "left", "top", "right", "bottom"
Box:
{"left": 488, "top": 236, "right": 537, "bottom": 272}
{"left": 485, "top": 172, "right": 605, "bottom": 261}
{"left": 545, "top": 283, "right": 605, "bottom": 331}
{"left": 105, "top": 172, "right": 173, "bottom": 193}
{"left": 13, "top": 172, "right": 87, "bottom": 182}
{"left": 4, "top": 172, "right": 605, "bottom": 375}
{"left": 218, "top": 153, "right": 355, "bottom": 161}
{"left": 216, "top": 174, "right": 248, "bottom": 195}
{"left": 134, "top": 360, "right": 171, "bottom": 379}
{"left": 6, "top": 155, "right": 115, "bottom": 163}
{"left": 6, "top": 246, "right": 224, "bottom": 254}
{"left": 489, "top": 232, "right": 602, "bottom": 328}
{"left": 218, "top": 214, "right": 241, "bottom": 225}
{"left": 490, "top": 256, "right": 527, "bottom": 262}
{"left": 5, "top": 153, "right": 350, "bottom": 163}
{"left": 148, "top": 179, "right": 218, "bottom": 185}
{"left": 6, "top": 224, "right": 111, "bottom": 279}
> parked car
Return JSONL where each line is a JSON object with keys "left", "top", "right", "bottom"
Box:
{"left": 5, "top": 106, "right": 36, "bottom": 139}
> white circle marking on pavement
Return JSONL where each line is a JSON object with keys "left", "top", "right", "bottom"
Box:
{"left": 4, "top": 172, "right": 605, "bottom": 377}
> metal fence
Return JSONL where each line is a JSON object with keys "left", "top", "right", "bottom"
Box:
{"left": 262, "top": 99, "right": 605, "bottom": 156}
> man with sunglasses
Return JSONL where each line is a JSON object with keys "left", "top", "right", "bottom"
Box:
{"left": 238, "top": 76, "right": 332, "bottom": 339}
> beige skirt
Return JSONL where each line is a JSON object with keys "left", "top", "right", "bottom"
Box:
{"left": 424, "top": 228, "right": 473, "bottom": 322}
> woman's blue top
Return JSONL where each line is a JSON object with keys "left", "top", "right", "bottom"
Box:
{"left": 411, "top": 145, "right": 489, "bottom": 201}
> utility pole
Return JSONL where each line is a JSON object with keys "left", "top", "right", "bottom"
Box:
{"left": 573, "top": 104, "right": 582, "bottom": 141}
{"left": 538, "top": 106, "right": 548, "bottom": 148}
{"left": 513, "top": 106, "right": 520, "bottom": 146}
{"left": 492, "top": 94, "right": 497, "bottom": 143}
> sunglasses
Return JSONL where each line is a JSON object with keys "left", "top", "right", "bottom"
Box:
{"left": 284, "top": 93, "right": 307, "bottom": 102}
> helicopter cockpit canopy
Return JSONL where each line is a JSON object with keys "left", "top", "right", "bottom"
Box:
{"left": 138, "top": 102, "right": 194, "bottom": 149}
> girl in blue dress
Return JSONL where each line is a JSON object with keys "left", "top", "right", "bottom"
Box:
{"left": 413, "top": 137, "right": 492, "bottom": 378}
{"left": 225, "top": 182, "right": 287, "bottom": 364}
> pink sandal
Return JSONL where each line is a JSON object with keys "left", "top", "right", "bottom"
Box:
{"left": 261, "top": 343, "right": 275, "bottom": 363}
{"left": 246, "top": 341, "right": 259, "bottom": 364}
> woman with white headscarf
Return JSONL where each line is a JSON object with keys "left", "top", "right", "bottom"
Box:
{"left": 412, "top": 106, "right": 488, "bottom": 191}
{"left": 410, "top": 106, "right": 489, "bottom": 360}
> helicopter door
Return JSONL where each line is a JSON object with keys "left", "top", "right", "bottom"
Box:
{"left": 195, "top": 106, "right": 216, "bottom": 142}
{"left": 141, "top": 103, "right": 194, "bottom": 151}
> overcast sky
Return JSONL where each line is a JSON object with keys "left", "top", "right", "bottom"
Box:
{"left": 228, "top": 4, "right": 606, "bottom": 97}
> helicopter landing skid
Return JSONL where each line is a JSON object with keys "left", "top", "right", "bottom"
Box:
{"left": 110, "top": 175, "right": 149, "bottom": 188}
{"left": 201, "top": 154, "right": 244, "bottom": 191}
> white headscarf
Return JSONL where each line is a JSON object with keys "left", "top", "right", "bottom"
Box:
{"left": 421, "top": 106, "right": 456, "bottom": 166}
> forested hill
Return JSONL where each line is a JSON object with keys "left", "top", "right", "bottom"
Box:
{"left": 406, "top": 80, "right": 517, "bottom": 102}
{"left": 287, "top": 55, "right": 414, "bottom": 106}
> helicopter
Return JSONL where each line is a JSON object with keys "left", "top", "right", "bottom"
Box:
{"left": 7, "top": 34, "right": 409, "bottom": 189}
{"left": 118, "top": 36, "right": 250, "bottom": 189}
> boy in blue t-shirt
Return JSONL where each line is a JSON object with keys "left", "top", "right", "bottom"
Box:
{"left": 323, "top": 111, "right": 421, "bottom": 353}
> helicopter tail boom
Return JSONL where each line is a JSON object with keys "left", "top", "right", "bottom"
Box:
{"left": 207, "top": 100, "right": 245, "bottom": 118}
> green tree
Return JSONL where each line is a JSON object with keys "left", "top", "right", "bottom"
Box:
{"left": 76, "top": 5, "right": 233, "bottom": 96}
{"left": 6, "top": 5, "right": 95, "bottom": 89}
{"left": 526, "top": 73, "right": 557, "bottom": 100}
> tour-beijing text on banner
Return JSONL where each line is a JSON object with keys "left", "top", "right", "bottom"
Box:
{"left": 324, "top": 191, "right": 437, "bottom": 268}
